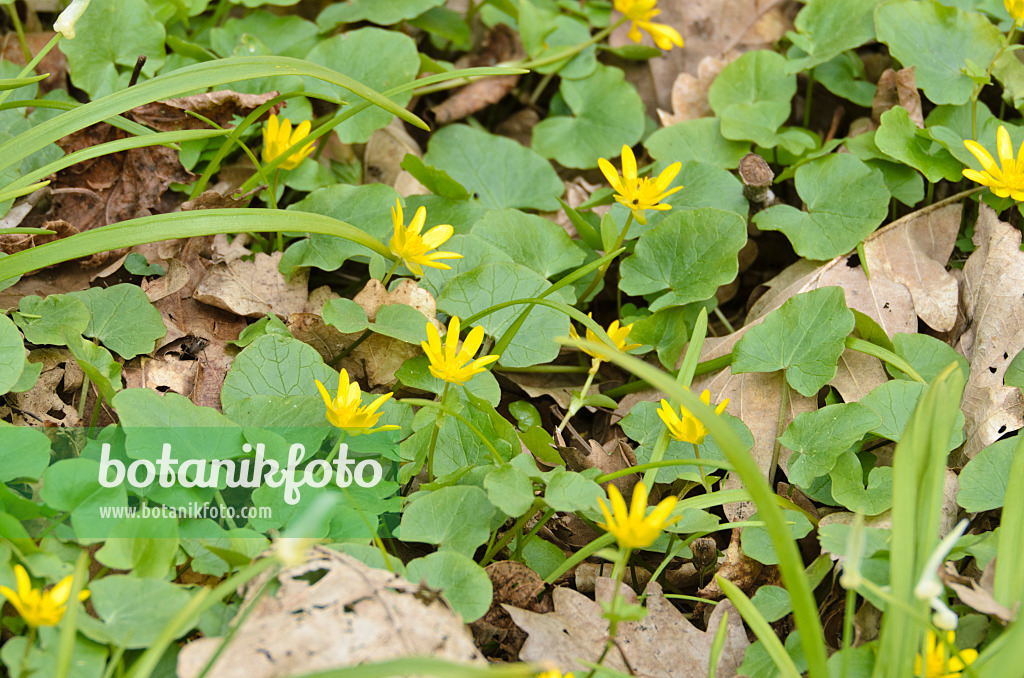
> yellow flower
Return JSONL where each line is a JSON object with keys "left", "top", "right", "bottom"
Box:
{"left": 273, "top": 537, "right": 318, "bottom": 568}
{"left": 388, "top": 199, "right": 462, "bottom": 276}
{"left": 262, "top": 114, "right": 315, "bottom": 170}
{"left": 1006, "top": 0, "right": 1024, "bottom": 25}
{"left": 657, "top": 389, "right": 729, "bottom": 445}
{"left": 536, "top": 672, "right": 574, "bottom": 678}
{"left": 614, "top": 0, "right": 684, "bottom": 50}
{"left": 597, "top": 481, "right": 678, "bottom": 549}
{"left": 570, "top": 315, "right": 642, "bottom": 361}
{"left": 915, "top": 631, "right": 978, "bottom": 678}
{"left": 598, "top": 146, "right": 682, "bottom": 225}
{"left": 421, "top": 316, "right": 499, "bottom": 385}
{"left": 315, "top": 370, "right": 399, "bottom": 436}
{"left": 962, "top": 125, "right": 1024, "bottom": 200}
{"left": 0, "top": 565, "right": 89, "bottom": 628}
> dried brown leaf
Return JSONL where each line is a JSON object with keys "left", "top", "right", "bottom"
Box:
{"left": 177, "top": 547, "right": 484, "bottom": 678}
{"left": 955, "top": 205, "right": 1024, "bottom": 457}
{"left": 506, "top": 579, "right": 748, "bottom": 677}
{"left": 863, "top": 203, "right": 961, "bottom": 331}
{"left": 872, "top": 67, "right": 923, "bottom": 127}
{"left": 364, "top": 119, "right": 422, "bottom": 187}
{"left": 193, "top": 251, "right": 309, "bottom": 319}
{"left": 430, "top": 24, "right": 524, "bottom": 124}
{"left": 130, "top": 90, "right": 279, "bottom": 132}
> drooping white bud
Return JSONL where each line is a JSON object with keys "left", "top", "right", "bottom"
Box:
{"left": 54, "top": 0, "right": 92, "bottom": 40}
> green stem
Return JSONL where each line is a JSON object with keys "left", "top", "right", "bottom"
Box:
{"left": 803, "top": 68, "right": 815, "bottom": 129}
{"left": 5, "top": 4, "right": 32, "bottom": 65}
{"left": 841, "top": 588, "right": 857, "bottom": 678}
{"left": 585, "top": 547, "right": 631, "bottom": 678}
{"left": 602, "top": 353, "right": 733, "bottom": 399}
{"left": 579, "top": 213, "right": 634, "bottom": 304}
{"left": 556, "top": 360, "right": 600, "bottom": 433}
{"left": 972, "top": 23, "right": 1019, "bottom": 139}
{"left": 380, "top": 260, "right": 400, "bottom": 287}
{"left": 845, "top": 336, "right": 926, "bottom": 383}
{"left": 480, "top": 500, "right": 545, "bottom": 566}
{"left": 195, "top": 576, "right": 274, "bottom": 678}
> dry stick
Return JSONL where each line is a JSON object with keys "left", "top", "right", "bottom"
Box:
{"left": 738, "top": 152, "right": 775, "bottom": 207}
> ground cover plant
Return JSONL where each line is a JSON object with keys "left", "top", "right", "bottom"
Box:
{"left": 0, "top": 0, "right": 1023, "bottom": 676}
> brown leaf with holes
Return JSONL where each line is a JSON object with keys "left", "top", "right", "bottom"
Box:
{"left": 193, "top": 251, "right": 309, "bottom": 319}
{"left": 506, "top": 579, "right": 748, "bottom": 677}
{"left": 430, "top": 24, "right": 524, "bottom": 124}
{"left": 863, "top": 203, "right": 961, "bottom": 332}
{"left": 955, "top": 205, "right": 1024, "bottom": 458}
{"left": 6, "top": 348, "right": 82, "bottom": 427}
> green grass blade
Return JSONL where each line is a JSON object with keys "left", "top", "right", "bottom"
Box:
{"left": 0, "top": 128, "right": 230, "bottom": 202}
{"left": 0, "top": 209, "right": 393, "bottom": 281}
{"left": 0, "top": 55, "right": 428, "bottom": 174}
{"left": 562, "top": 337, "right": 829, "bottom": 678}
{"left": 995, "top": 435, "right": 1024, "bottom": 607}
{"left": 716, "top": 576, "right": 800, "bottom": 678}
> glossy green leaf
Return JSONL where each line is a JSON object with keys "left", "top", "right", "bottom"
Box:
{"left": 60, "top": 0, "right": 166, "bottom": 99}
{"left": 732, "top": 287, "right": 855, "bottom": 397}
{"left": 753, "top": 153, "right": 888, "bottom": 260}
{"left": 317, "top": 0, "right": 445, "bottom": 28}
{"left": 875, "top": 0, "right": 1004, "bottom": 105}
{"left": 0, "top": 423, "right": 49, "bottom": 482}
{"left": 544, "top": 468, "right": 603, "bottom": 513}
{"left": 67, "top": 284, "right": 165, "bottom": 360}
{"left": 399, "top": 155, "right": 470, "bottom": 200}
{"left": 78, "top": 576, "right": 196, "bottom": 649}
{"left": 888, "top": 333, "right": 969, "bottom": 382}
{"left": 220, "top": 334, "right": 337, "bottom": 410}
{"left": 643, "top": 118, "right": 750, "bottom": 170}
{"left": 0, "top": 315, "right": 25, "bottom": 396}
{"left": 859, "top": 379, "right": 965, "bottom": 449}
{"left": 472, "top": 209, "right": 584, "bottom": 278}
{"left": 400, "top": 485, "right": 495, "bottom": 556}
{"left": 741, "top": 509, "right": 814, "bottom": 565}
{"left": 304, "top": 29, "right": 419, "bottom": 143}
{"left": 957, "top": 437, "right": 1016, "bottom": 512}
{"left": 785, "top": 0, "right": 878, "bottom": 72}
{"left": 780, "top": 403, "right": 881, "bottom": 487}
{"left": 424, "top": 124, "right": 564, "bottom": 211}
{"left": 62, "top": 330, "right": 122, "bottom": 404}
{"left": 438, "top": 261, "right": 570, "bottom": 367}
{"left": 875, "top": 107, "right": 962, "bottom": 183}
{"left": 813, "top": 51, "right": 876, "bottom": 107}
{"left": 829, "top": 450, "right": 893, "bottom": 515}
{"left": 620, "top": 208, "right": 747, "bottom": 312}
{"left": 485, "top": 463, "right": 535, "bottom": 517}
{"left": 708, "top": 50, "right": 797, "bottom": 148}
{"left": 405, "top": 551, "right": 492, "bottom": 623}
{"left": 532, "top": 64, "right": 644, "bottom": 169}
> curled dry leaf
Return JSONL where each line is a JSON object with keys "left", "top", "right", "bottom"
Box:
{"left": 872, "top": 67, "right": 923, "bottom": 128}
{"left": 863, "top": 203, "right": 961, "bottom": 332}
{"left": 193, "top": 251, "right": 309, "bottom": 319}
{"left": 470, "top": 561, "right": 553, "bottom": 662}
{"left": 177, "top": 547, "right": 485, "bottom": 678}
{"left": 697, "top": 528, "right": 763, "bottom": 599}
{"left": 6, "top": 348, "right": 82, "bottom": 427}
{"left": 941, "top": 561, "right": 1016, "bottom": 624}
{"left": 955, "top": 205, "right": 1024, "bottom": 457}
{"left": 506, "top": 578, "right": 748, "bottom": 677}
{"left": 657, "top": 56, "right": 727, "bottom": 126}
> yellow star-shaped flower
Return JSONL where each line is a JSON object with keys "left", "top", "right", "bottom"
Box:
{"left": 614, "top": 0, "right": 684, "bottom": 50}
{"left": 598, "top": 145, "right": 682, "bottom": 225}
{"left": 656, "top": 389, "right": 729, "bottom": 445}
{"left": 570, "top": 315, "right": 642, "bottom": 367}
{"left": 963, "top": 125, "right": 1024, "bottom": 201}
{"left": 262, "top": 114, "right": 315, "bottom": 170}
{"left": 915, "top": 631, "right": 977, "bottom": 678}
{"left": 388, "top": 199, "right": 462, "bottom": 276}
{"left": 315, "top": 370, "right": 399, "bottom": 436}
{"left": 0, "top": 565, "right": 89, "bottom": 628}
{"left": 597, "top": 481, "right": 679, "bottom": 550}
{"left": 421, "top": 316, "right": 499, "bottom": 385}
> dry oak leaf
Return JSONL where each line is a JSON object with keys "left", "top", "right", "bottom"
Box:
{"left": 130, "top": 90, "right": 280, "bottom": 132}
{"left": 471, "top": 561, "right": 553, "bottom": 662}
{"left": 863, "top": 203, "right": 961, "bottom": 332}
{"left": 177, "top": 547, "right": 484, "bottom": 678}
{"left": 365, "top": 118, "right": 424, "bottom": 189}
{"left": 193, "top": 251, "right": 309, "bottom": 319}
{"left": 505, "top": 578, "right": 748, "bottom": 677}
{"left": 955, "top": 205, "right": 1024, "bottom": 458}
{"left": 6, "top": 348, "right": 83, "bottom": 427}
{"left": 657, "top": 56, "right": 727, "bottom": 126}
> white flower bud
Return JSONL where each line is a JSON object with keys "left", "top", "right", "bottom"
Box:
{"left": 54, "top": 0, "right": 91, "bottom": 40}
